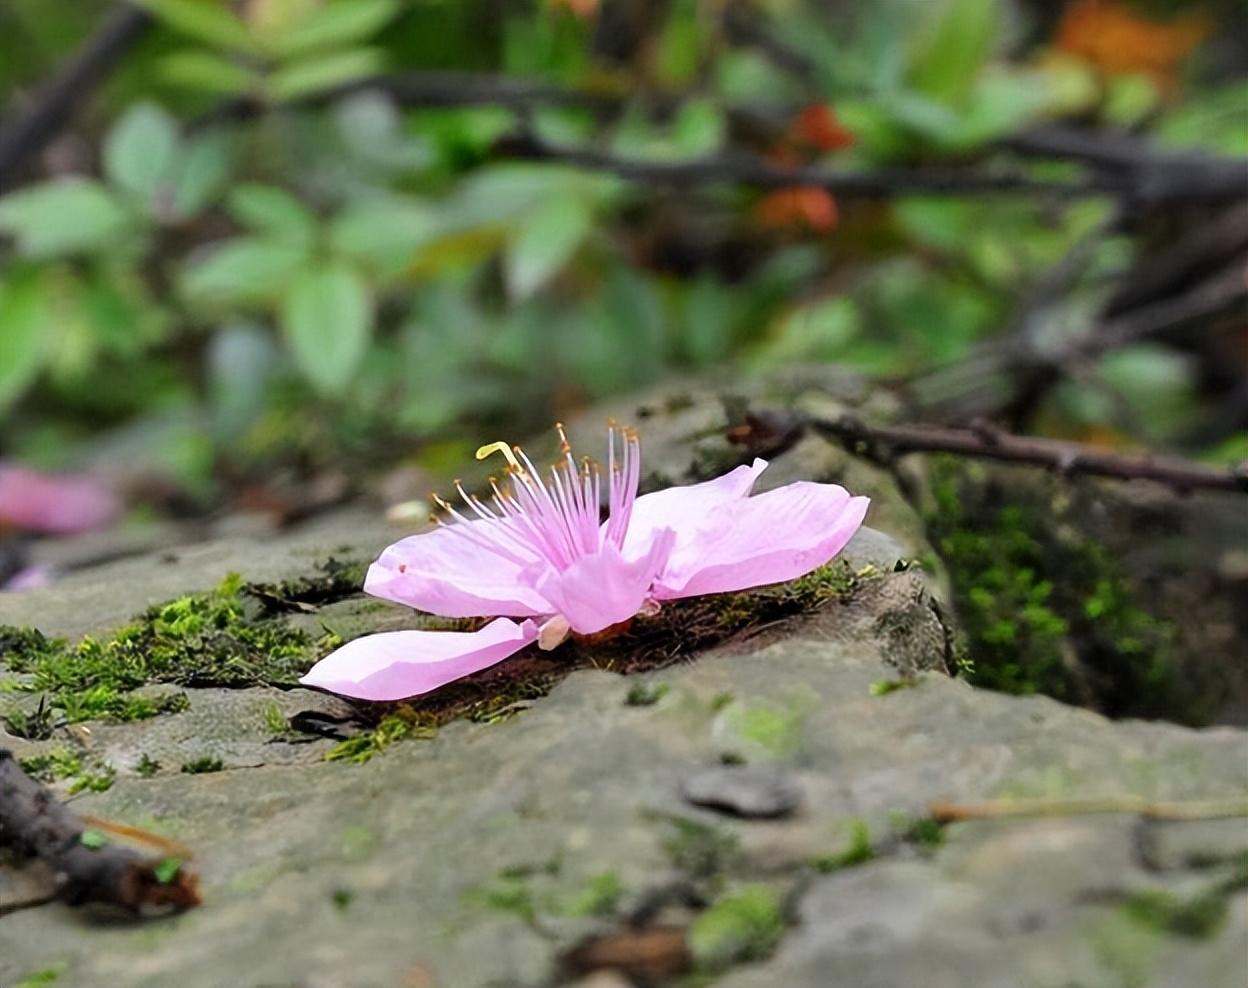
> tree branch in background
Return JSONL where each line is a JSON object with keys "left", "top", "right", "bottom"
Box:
{"left": 1004, "top": 124, "right": 1248, "bottom": 205}
{"left": 493, "top": 132, "right": 1121, "bottom": 199}
{"left": 0, "top": 3, "right": 152, "bottom": 191}
{"left": 221, "top": 71, "right": 1247, "bottom": 206}
{"left": 730, "top": 409, "right": 1248, "bottom": 495}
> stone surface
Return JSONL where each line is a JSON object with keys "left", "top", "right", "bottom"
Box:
{"left": 681, "top": 765, "right": 803, "bottom": 819}
{"left": 0, "top": 376, "right": 1245, "bottom": 988}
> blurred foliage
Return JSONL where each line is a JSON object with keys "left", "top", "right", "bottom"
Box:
{"left": 0, "top": 0, "right": 1244, "bottom": 495}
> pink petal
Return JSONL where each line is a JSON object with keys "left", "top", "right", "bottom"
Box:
{"left": 1, "top": 564, "right": 54, "bottom": 592}
{"left": 619, "top": 459, "right": 768, "bottom": 568}
{"left": 653, "top": 482, "right": 869, "bottom": 599}
{"left": 538, "top": 531, "right": 676, "bottom": 635}
{"left": 0, "top": 463, "right": 118, "bottom": 534}
{"left": 299, "top": 617, "right": 539, "bottom": 701}
{"left": 365, "top": 524, "right": 554, "bottom": 619}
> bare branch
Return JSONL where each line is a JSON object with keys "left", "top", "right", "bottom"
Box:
{"left": 492, "top": 132, "right": 1119, "bottom": 200}
{"left": 0, "top": 3, "right": 152, "bottom": 191}
{"left": 737, "top": 410, "right": 1248, "bottom": 495}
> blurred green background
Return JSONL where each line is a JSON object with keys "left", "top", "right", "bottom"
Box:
{"left": 0, "top": 0, "right": 1244, "bottom": 508}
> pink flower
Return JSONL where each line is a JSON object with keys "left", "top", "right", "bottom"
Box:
{"left": 0, "top": 463, "right": 118, "bottom": 535}
{"left": 300, "top": 426, "right": 869, "bottom": 701}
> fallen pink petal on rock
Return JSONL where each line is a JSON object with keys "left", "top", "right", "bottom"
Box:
{"left": 301, "top": 425, "right": 869, "bottom": 700}
{"left": 0, "top": 462, "right": 119, "bottom": 535}
{"left": 1, "top": 564, "right": 54, "bottom": 592}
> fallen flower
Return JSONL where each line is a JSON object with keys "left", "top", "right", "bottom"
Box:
{"left": 301, "top": 425, "right": 869, "bottom": 700}
{"left": 0, "top": 462, "right": 118, "bottom": 535}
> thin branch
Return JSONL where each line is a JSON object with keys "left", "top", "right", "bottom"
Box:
{"left": 492, "top": 132, "right": 1119, "bottom": 200}
{"left": 1005, "top": 124, "right": 1248, "bottom": 204}
{"left": 0, "top": 748, "right": 199, "bottom": 913}
{"left": 0, "top": 3, "right": 152, "bottom": 191}
{"left": 930, "top": 795, "right": 1248, "bottom": 823}
{"left": 797, "top": 413, "right": 1248, "bottom": 494}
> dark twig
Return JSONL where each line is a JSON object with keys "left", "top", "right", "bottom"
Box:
{"left": 742, "top": 411, "right": 1248, "bottom": 494}
{"left": 0, "top": 3, "right": 152, "bottom": 190}
{"left": 493, "top": 132, "right": 1119, "bottom": 199}
{"left": 1005, "top": 125, "right": 1248, "bottom": 204}
{"left": 0, "top": 749, "right": 200, "bottom": 913}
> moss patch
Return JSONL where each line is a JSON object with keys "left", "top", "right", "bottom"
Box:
{"left": 0, "top": 571, "right": 334, "bottom": 724}
{"left": 688, "top": 884, "right": 785, "bottom": 973}
{"left": 927, "top": 460, "right": 1200, "bottom": 723}
{"left": 18, "top": 747, "right": 115, "bottom": 793}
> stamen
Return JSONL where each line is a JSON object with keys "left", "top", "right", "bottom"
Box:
{"left": 476, "top": 441, "right": 524, "bottom": 473}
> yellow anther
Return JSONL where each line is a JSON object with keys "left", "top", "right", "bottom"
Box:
{"left": 476, "top": 441, "right": 523, "bottom": 472}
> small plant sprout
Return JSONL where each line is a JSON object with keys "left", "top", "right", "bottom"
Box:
{"left": 301, "top": 424, "right": 869, "bottom": 700}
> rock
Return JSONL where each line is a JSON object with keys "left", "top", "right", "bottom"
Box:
{"left": 0, "top": 378, "right": 1244, "bottom": 988}
{"left": 681, "top": 765, "right": 803, "bottom": 819}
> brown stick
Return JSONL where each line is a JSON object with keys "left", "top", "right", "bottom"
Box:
{"left": 770, "top": 412, "right": 1248, "bottom": 495}
{"left": 0, "top": 749, "right": 199, "bottom": 913}
{"left": 930, "top": 796, "right": 1248, "bottom": 823}
{"left": 0, "top": 4, "right": 152, "bottom": 190}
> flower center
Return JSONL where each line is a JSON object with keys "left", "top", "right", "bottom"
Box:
{"left": 437, "top": 424, "right": 641, "bottom": 573}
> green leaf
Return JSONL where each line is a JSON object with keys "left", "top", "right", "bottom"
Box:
{"left": 181, "top": 237, "right": 307, "bottom": 304}
{"left": 329, "top": 195, "right": 437, "bottom": 267}
{"left": 505, "top": 196, "right": 593, "bottom": 299}
{"left": 271, "top": 0, "right": 401, "bottom": 59}
{"left": 227, "top": 184, "right": 317, "bottom": 246}
{"left": 153, "top": 857, "right": 184, "bottom": 884}
{"left": 79, "top": 828, "right": 110, "bottom": 849}
{"left": 139, "top": 0, "right": 256, "bottom": 52}
{"left": 670, "top": 98, "right": 726, "bottom": 158}
{"left": 103, "top": 102, "right": 180, "bottom": 202}
{"left": 280, "top": 263, "right": 372, "bottom": 395}
{"left": 159, "top": 48, "right": 257, "bottom": 95}
{"left": 266, "top": 47, "right": 386, "bottom": 102}
{"left": 908, "top": 0, "right": 1000, "bottom": 106}
{"left": 0, "top": 269, "right": 49, "bottom": 409}
{"left": 170, "top": 129, "right": 235, "bottom": 219}
{"left": 0, "top": 179, "right": 129, "bottom": 258}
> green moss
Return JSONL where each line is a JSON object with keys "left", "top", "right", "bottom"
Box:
{"left": 722, "top": 701, "right": 805, "bottom": 759}
{"left": 869, "top": 677, "right": 916, "bottom": 696}
{"left": 1122, "top": 888, "right": 1229, "bottom": 939}
{"left": 19, "top": 748, "right": 114, "bottom": 792}
{"left": 135, "top": 753, "right": 162, "bottom": 777}
{"left": 331, "top": 888, "right": 354, "bottom": 911}
{"left": 892, "top": 813, "right": 945, "bottom": 850}
{"left": 0, "top": 573, "right": 318, "bottom": 725}
{"left": 813, "top": 819, "right": 874, "bottom": 872}
{"left": 688, "top": 884, "right": 785, "bottom": 972}
{"left": 325, "top": 710, "right": 436, "bottom": 763}
{"left": 180, "top": 755, "right": 224, "bottom": 774}
{"left": 625, "top": 682, "right": 669, "bottom": 706}
{"left": 263, "top": 702, "right": 289, "bottom": 734}
{"left": 658, "top": 814, "right": 743, "bottom": 887}
{"left": 927, "top": 461, "right": 1195, "bottom": 722}
{"left": 562, "top": 871, "right": 623, "bottom": 917}
{"left": 246, "top": 557, "right": 368, "bottom": 611}
{"left": 14, "top": 965, "right": 67, "bottom": 988}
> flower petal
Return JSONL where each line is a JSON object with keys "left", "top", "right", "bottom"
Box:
{"left": 653, "top": 482, "right": 869, "bottom": 599}
{"left": 619, "top": 459, "right": 768, "bottom": 567}
{"left": 538, "top": 530, "right": 676, "bottom": 635}
{"left": 0, "top": 463, "right": 117, "bottom": 534}
{"left": 299, "top": 617, "right": 538, "bottom": 701}
{"left": 365, "top": 524, "right": 555, "bottom": 618}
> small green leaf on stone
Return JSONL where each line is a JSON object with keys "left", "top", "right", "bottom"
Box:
{"left": 79, "top": 828, "right": 109, "bottom": 850}
{"left": 154, "top": 857, "right": 184, "bottom": 884}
